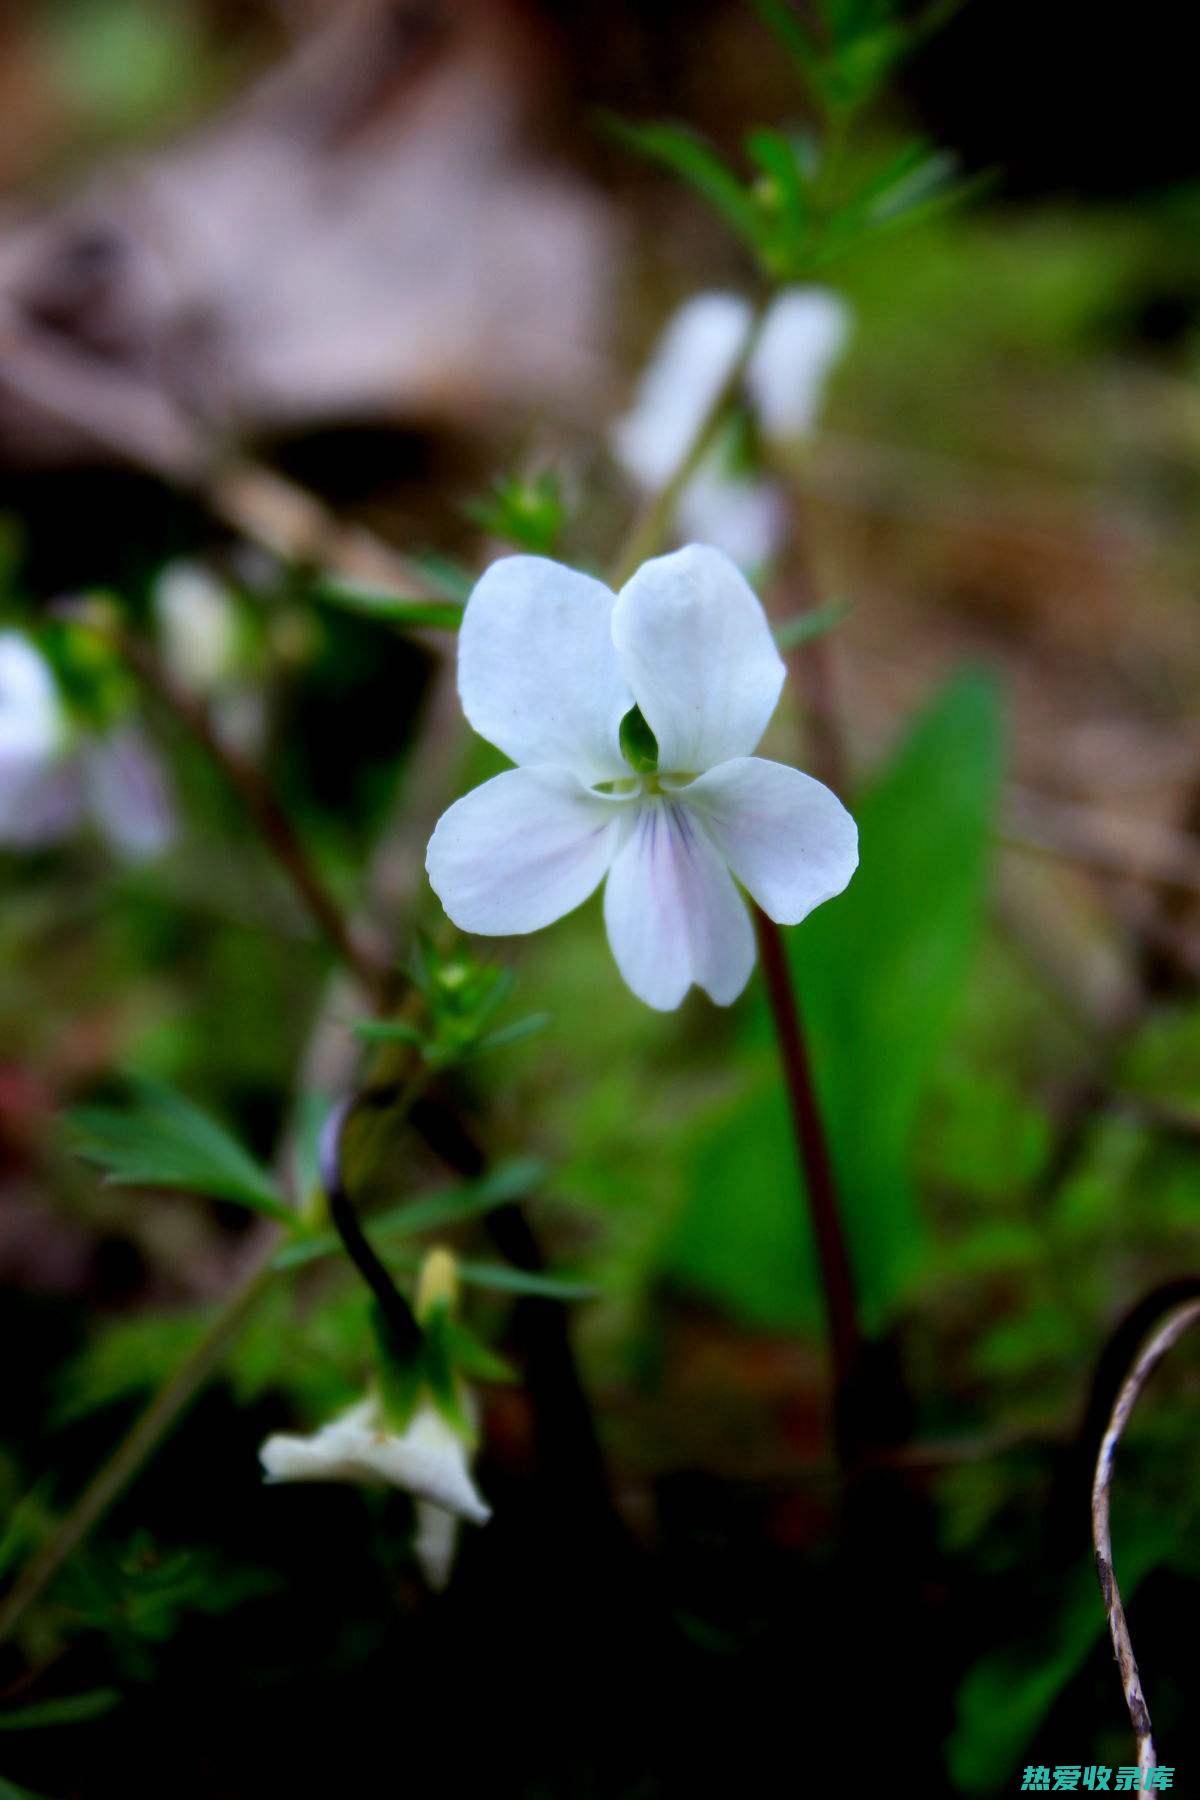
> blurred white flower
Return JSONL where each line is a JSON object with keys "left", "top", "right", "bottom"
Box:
{"left": 154, "top": 561, "right": 240, "bottom": 694}
{"left": 0, "top": 632, "right": 74, "bottom": 846}
{"left": 261, "top": 1248, "right": 491, "bottom": 1589}
{"left": 426, "top": 544, "right": 857, "bottom": 1011}
{"left": 612, "top": 287, "right": 851, "bottom": 568}
{"left": 260, "top": 1394, "right": 491, "bottom": 1527}
{"left": 0, "top": 628, "right": 174, "bottom": 858}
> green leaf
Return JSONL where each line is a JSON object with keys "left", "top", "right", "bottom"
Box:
{"left": 351, "top": 1017, "right": 426, "bottom": 1048}
{"left": 384, "top": 1250, "right": 598, "bottom": 1302}
{"left": 468, "top": 1013, "right": 552, "bottom": 1058}
{"left": 744, "top": 127, "right": 812, "bottom": 270}
{"left": 773, "top": 600, "right": 850, "bottom": 651}
{"left": 747, "top": 0, "right": 825, "bottom": 83}
{"left": 410, "top": 551, "right": 476, "bottom": 604}
{"left": 0, "top": 1690, "right": 121, "bottom": 1733}
{"left": 311, "top": 579, "right": 463, "bottom": 632}
{"left": 55, "top": 1310, "right": 208, "bottom": 1424}
{"left": 464, "top": 471, "right": 566, "bottom": 556}
{"left": 668, "top": 672, "right": 1004, "bottom": 1331}
{"left": 449, "top": 1260, "right": 599, "bottom": 1302}
{"left": 417, "top": 1306, "right": 472, "bottom": 1433}
{"left": 271, "top": 1156, "right": 547, "bottom": 1271}
{"left": 67, "top": 1079, "right": 291, "bottom": 1221}
{"left": 442, "top": 1319, "right": 517, "bottom": 1384}
{"left": 603, "top": 117, "right": 762, "bottom": 253}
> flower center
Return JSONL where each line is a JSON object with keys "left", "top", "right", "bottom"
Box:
{"left": 591, "top": 770, "right": 697, "bottom": 802}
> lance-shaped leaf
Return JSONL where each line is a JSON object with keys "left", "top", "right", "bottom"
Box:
{"left": 668, "top": 672, "right": 1003, "bottom": 1331}
{"left": 68, "top": 1079, "right": 291, "bottom": 1220}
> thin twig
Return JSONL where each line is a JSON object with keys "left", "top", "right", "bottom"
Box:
{"left": 115, "top": 628, "right": 393, "bottom": 1001}
{"left": 1091, "top": 1294, "right": 1200, "bottom": 1779}
{"left": 0, "top": 320, "right": 438, "bottom": 599}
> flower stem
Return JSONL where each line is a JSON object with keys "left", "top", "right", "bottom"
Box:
{"left": 0, "top": 1242, "right": 280, "bottom": 1646}
{"left": 319, "top": 1087, "right": 424, "bottom": 1362}
{"left": 753, "top": 906, "right": 862, "bottom": 1406}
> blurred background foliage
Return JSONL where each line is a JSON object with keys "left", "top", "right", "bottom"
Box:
{"left": 2, "top": 1, "right": 1200, "bottom": 1795}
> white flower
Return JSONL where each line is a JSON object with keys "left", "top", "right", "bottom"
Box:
{"left": 0, "top": 631, "right": 75, "bottom": 845}
{"left": 153, "top": 561, "right": 240, "bottom": 694}
{"left": 260, "top": 1394, "right": 491, "bottom": 1527}
{"left": 612, "top": 287, "right": 851, "bottom": 568}
{"left": 0, "top": 628, "right": 174, "bottom": 858}
{"left": 425, "top": 543, "right": 858, "bottom": 1011}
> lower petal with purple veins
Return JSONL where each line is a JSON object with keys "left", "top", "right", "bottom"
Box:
{"left": 602, "top": 797, "right": 755, "bottom": 1010}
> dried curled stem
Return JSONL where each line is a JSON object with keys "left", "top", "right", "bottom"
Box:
{"left": 1091, "top": 1293, "right": 1200, "bottom": 1779}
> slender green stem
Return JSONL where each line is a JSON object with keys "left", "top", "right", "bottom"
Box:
{"left": 0, "top": 1244, "right": 280, "bottom": 1645}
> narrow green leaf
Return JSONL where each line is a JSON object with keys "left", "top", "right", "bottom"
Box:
{"left": 442, "top": 1319, "right": 517, "bottom": 1384}
{"left": 410, "top": 551, "right": 476, "bottom": 604}
{"left": 669, "top": 672, "right": 1004, "bottom": 1331}
{"left": 603, "top": 117, "right": 762, "bottom": 251}
{"left": 55, "top": 1311, "right": 208, "bottom": 1424}
{"left": 450, "top": 1260, "right": 599, "bottom": 1302}
{"left": 351, "top": 1017, "right": 426, "bottom": 1047}
{"left": 747, "top": 0, "right": 825, "bottom": 80}
{"left": 468, "top": 1013, "right": 552, "bottom": 1058}
{"left": 0, "top": 1690, "right": 121, "bottom": 1732}
{"left": 312, "top": 579, "right": 463, "bottom": 632}
{"left": 67, "top": 1080, "right": 291, "bottom": 1221}
{"left": 1, "top": 1776, "right": 55, "bottom": 1800}
{"left": 773, "top": 600, "right": 850, "bottom": 652}
{"left": 744, "top": 127, "right": 812, "bottom": 264}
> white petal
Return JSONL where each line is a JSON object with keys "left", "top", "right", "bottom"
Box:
{"left": 676, "top": 462, "right": 787, "bottom": 571}
{"left": 612, "top": 544, "right": 785, "bottom": 773}
{"left": 457, "top": 555, "right": 630, "bottom": 783}
{"left": 0, "top": 755, "right": 83, "bottom": 846}
{"left": 0, "top": 632, "right": 65, "bottom": 761}
{"left": 611, "top": 292, "right": 753, "bottom": 489}
{"left": 684, "top": 756, "right": 858, "bottom": 924}
{"left": 84, "top": 728, "right": 175, "bottom": 860}
{"left": 154, "top": 561, "right": 239, "bottom": 692}
{"left": 602, "top": 797, "right": 755, "bottom": 1010}
{"left": 413, "top": 1500, "right": 460, "bottom": 1591}
{"left": 359, "top": 1405, "right": 491, "bottom": 1525}
{"left": 748, "top": 288, "right": 851, "bottom": 443}
{"left": 426, "top": 766, "right": 624, "bottom": 935}
{"left": 260, "top": 1401, "right": 491, "bottom": 1526}
{"left": 259, "top": 1399, "right": 380, "bottom": 1485}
